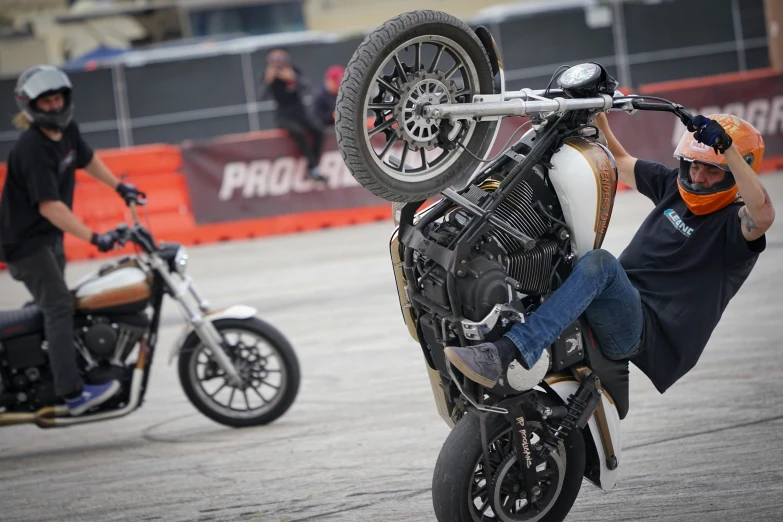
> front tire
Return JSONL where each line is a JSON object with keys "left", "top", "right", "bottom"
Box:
{"left": 178, "top": 318, "right": 300, "bottom": 428}
{"left": 432, "top": 408, "right": 585, "bottom": 522}
{"left": 335, "top": 10, "right": 497, "bottom": 202}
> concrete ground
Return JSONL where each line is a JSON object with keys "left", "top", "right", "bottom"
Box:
{"left": 1, "top": 173, "right": 782, "bottom": 522}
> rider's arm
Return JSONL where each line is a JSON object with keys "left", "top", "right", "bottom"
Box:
{"left": 594, "top": 113, "right": 638, "bottom": 191}
{"left": 82, "top": 155, "right": 120, "bottom": 191}
{"left": 725, "top": 145, "right": 775, "bottom": 241}
{"left": 39, "top": 200, "right": 94, "bottom": 243}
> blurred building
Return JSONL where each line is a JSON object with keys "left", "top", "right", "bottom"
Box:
{"left": 0, "top": 0, "right": 534, "bottom": 75}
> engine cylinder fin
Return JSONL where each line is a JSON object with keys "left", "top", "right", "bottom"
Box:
{"left": 487, "top": 180, "right": 549, "bottom": 254}
{"left": 114, "top": 324, "right": 147, "bottom": 363}
{"left": 504, "top": 241, "right": 558, "bottom": 295}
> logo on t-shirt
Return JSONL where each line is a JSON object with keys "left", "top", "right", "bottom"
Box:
{"left": 58, "top": 150, "right": 76, "bottom": 175}
{"left": 664, "top": 209, "right": 694, "bottom": 237}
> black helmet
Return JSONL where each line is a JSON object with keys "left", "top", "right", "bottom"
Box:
{"left": 14, "top": 65, "right": 74, "bottom": 130}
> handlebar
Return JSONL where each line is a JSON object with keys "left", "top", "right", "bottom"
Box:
{"left": 110, "top": 201, "right": 157, "bottom": 254}
{"left": 419, "top": 92, "right": 694, "bottom": 127}
{"left": 421, "top": 95, "right": 615, "bottom": 120}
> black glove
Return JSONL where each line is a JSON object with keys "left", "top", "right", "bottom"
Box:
{"left": 687, "top": 115, "right": 733, "bottom": 154}
{"left": 116, "top": 182, "right": 146, "bottom": 206}
{"left": 91, "top": 232, "right": 117, "bottom": 253}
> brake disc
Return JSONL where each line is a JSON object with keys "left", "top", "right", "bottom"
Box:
{"left": 393, "top": 70, "right": 458, "bottom": 151}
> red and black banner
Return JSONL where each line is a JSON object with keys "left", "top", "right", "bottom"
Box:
{"left": 181, "top": 130, "right": 387, "bottom": 224}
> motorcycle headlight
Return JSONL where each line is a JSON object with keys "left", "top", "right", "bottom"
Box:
{"left": 174, "top": 246, "right": 189, "bottom": 275}
{"left": 557, "top": 62, "right": 602, "bottom": 97}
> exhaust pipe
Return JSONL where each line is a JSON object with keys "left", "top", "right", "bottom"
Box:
{"left": 0, "top": 368, "right": 143, "bottom": 429}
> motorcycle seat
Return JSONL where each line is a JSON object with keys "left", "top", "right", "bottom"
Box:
{"left": 0, "top": 306, "right": 44, "bottom": 341}
{"left": 582, "top": 330, "right": 630, "bottom": 420}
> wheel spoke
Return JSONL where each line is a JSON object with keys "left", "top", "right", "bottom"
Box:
{"left": 368, "top": 102, "right": 396, "bottom": 111}
{"left": 397, "top": 143, "right": 409, "bottom": 173}
{"left": 376, "top": 76, "right": 401, "bottom": 98}
{"left": 251, "top": 386, "right": 268, "bottom": 403}
{"left": 377, "top": 133, "right": 399, "bottom": 160}
{"left": 208, "top": 381, "right": 227, "bottom": 398}
{"left": 368, "top": 117, "right": 397, "bottom": 137}
{"left": 259, "top": 380, "right": 280, "bottom": 391}
{"left": 445, "top": 62, "right": 462, "bottom": 80}
{"left": 414, "top": 42, "right": 422, "bottom": 71}
{"left": 419, "top": 147, "right": 428, "bottom": 169}
{"left": 243, "top": 390, "right": 250, "bottom": 410}
{"left": 228, "top": 388, "right": 236, "bottom": 409}
{"left": 393, "top": 54, "right": 407, "bottom": 84}
{"left": 428, "top": 44, "right": 444, "bottom": 73}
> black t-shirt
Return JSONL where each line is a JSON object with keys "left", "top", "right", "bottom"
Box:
{"left": 0, "top": 122, "right": 93, "bottom": 262}
{"left": 262, "top": 66, "right": 308, "bottom": 117}
{"left": 619, "top": 160, "right": 765, "bottom": 393}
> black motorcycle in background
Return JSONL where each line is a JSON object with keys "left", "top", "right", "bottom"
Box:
{"left": 0, "top": 203, "right": 300, "bottom": 429}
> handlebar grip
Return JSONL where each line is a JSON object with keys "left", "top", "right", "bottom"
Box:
{"left": 630, "top": 99, "right": 693, "bottom": 127}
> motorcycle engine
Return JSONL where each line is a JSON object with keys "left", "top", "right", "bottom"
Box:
{"left": 417, "top": 174, "right": 562, "bottom": 323}
{"left": 76, "top": 314, "right": 149, "bottom": 362}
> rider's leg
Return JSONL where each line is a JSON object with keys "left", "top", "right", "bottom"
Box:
{"left": 8, "top": 244, "right": 120, "bottom": 415}
{"left": 444, "top": 249, "right": 643, "bottom": 387}
{"left": 8, "top": 245, "right": 82, "bottom": 398}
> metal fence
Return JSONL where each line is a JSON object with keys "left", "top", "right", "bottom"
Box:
{"left": 0, "top": 0, "right": 770, "bottom": 159}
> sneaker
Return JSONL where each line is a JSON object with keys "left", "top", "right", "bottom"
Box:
{"left": 444, "top": 343, "right": 505, "bottom": 388}
{"left": 65, "top": 380, "right": 121, "bottom": 416}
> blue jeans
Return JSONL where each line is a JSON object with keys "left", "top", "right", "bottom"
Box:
{"left": 504, "top": 249, "right": 644, "bottom": 368}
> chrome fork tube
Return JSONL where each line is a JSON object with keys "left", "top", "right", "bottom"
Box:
{"left": 151, "top": 256, "right": 243, "bottom": 386}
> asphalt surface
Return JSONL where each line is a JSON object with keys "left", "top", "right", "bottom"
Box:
{"left": 1, "top": 172, "right": 782, "bottom": 522}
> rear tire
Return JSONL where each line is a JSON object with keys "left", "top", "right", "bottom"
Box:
{"left": 335, "top": 10, "right": 497, "bottom": 202}
{"left": 432, "top": 408, "right": 585, "bottom": 521}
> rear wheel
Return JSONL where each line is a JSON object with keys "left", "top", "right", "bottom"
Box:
{"left": 431, "top": 407, "right": 585, "bottom": 522}
{"left": 335, "top": 10, "right": 497, "bottom": 202}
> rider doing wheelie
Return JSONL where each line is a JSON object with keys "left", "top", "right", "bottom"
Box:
{"left": 445, "top": 112, "right": 774, "bottom": 395}
{"left": 0, "top": 65, "right": 146, "bottom": 416}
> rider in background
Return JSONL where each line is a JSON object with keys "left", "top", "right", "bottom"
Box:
{"left": 444, "top": 112, "right": 774, "bottom": 396}
{"left": 313, "top": 65, "right": 345, "bottom": 126}
{"left": 0, "top": 65, "right": 146, "bottom": 416}
{"left": 261, "top": 48, "right": 327, "bottom": 183}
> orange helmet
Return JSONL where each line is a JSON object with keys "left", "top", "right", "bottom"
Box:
{"left": 673, "top": 114, "right": 765, "bottom": 215}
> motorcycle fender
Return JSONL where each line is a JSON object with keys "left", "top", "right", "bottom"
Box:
{"left": 168, "top": 305, "right": 258, "bottom": 365}
{"left": 544, "top": 378, "right": 622, "bottom": 491}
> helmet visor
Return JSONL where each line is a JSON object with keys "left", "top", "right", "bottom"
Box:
{"left": 18, "top": 67, "right": 72, "bottom": 101}
{"left": 673, "top": 130, "right": 729, "bottom": 170}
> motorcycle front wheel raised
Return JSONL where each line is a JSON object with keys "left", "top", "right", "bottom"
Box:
{"left": 432, "top": 409, "right": 585, "bottom": 522}
{"left": 335, "top": 10, "right": 497, "bottom": 202}
{"left": 178, "top": 318, "right": 301, "bottom": 428}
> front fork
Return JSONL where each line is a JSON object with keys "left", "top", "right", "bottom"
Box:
{"left": 152, "top": 257, "right": 243, "bottom": 386}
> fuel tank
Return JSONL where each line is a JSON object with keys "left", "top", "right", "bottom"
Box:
{"left": 547, "top": 136, "right": 618, "bottom": 259}
{"left": 72, "top": 259, "right": 152, "bottom": 313}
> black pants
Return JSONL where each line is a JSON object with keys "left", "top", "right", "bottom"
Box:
{"left": 8, "top": 242, "right": 81, "bottom": 397}
{"left": 277, "top": 111, "right": 324, "bottom": 169}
